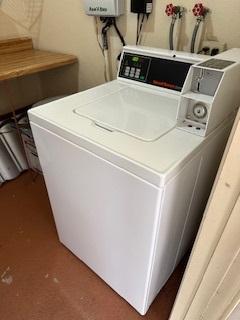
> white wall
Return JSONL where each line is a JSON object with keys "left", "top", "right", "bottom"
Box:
{"left": 38, "top": 0, "right": 240, "bottom": 91}
{"left": 0, "top": 10, "right": 29, "bottom": 40}
{"left": 0, "top": 0, "right": 43, "bottom": 44}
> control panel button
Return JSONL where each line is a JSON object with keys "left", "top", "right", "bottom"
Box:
{"left": 124, "top": 66, "right": 130, "bottom": 77}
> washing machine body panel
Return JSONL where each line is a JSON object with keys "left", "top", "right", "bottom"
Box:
{"left": 31, "top": 123, "right": 164, "bottom": 313}
{"left": 30, "top": 117, "right": 232, "bottom": 315}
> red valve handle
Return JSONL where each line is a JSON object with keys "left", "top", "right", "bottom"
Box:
{"left": 192, "top": 3, "right": 208, "bottom": 17}
{"left": 165, "top": 4, "right": 183, "bottom": 17}
{"left": 165, "top": 4, "right": 175, "bottom": 16}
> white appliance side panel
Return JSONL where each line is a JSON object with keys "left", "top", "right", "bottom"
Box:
{"left": 145, "top": 154, "right": 202, "bottom": 312}
{"left": 146, "top": 119, "right": 233, "bottom": 312}
{"left": 174, "top": 119, "right": 232, "bottom": 265}
{"left": 31, "top": 123, "right": 163, "bottom": 315}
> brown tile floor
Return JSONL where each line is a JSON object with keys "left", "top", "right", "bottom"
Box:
{"left": 0, "top": 171, "right": 186, "bottom": 320}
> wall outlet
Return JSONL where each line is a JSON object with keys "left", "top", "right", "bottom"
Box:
{"left": 200, "top": 40, "right": 227, "bottom": 56}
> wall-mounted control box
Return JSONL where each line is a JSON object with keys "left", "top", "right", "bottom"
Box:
{"left": 83, "top": 0, "right": 124, "bottom": 17}
{"left": 131, "top": 0, "right": 153, "bottom": 14}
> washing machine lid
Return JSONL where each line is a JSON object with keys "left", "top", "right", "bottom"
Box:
{"left": 74, "top": 86, "right": 178, "bottom": 142}
{"left": 28, "top": 81, "right": 205, "bottom": 187}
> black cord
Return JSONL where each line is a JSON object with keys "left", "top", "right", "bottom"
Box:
{"left": 113, "top": 18, "right": 126, "bottom": 46}
{"left": 101, "top": 17, "right": 126, "bottom": 49}
{"left": 136, "top": 13, "right": 140, "bottom": 45}
{"left": 137, "top": 14, "right": 146, "bottom": 45}
{"left": 101, "top": 18, "right": 113, "bottom": 50}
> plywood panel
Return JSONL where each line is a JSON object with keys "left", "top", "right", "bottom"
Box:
{"left": 185, "top": 195, "right": 240, "bottom": 319}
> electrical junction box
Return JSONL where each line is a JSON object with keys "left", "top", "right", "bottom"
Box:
{"left": 83, "top": 0, "right": 124, "bottom": 17}
{"left": 131, "top": 0, "right": 153, "bottom": 14}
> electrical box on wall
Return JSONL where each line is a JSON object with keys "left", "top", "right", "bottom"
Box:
{"left": 131, "top": 0, "right": 153, "bottom": 14}
{"left": 83, "top": 0, "right": 124, "bottom": 17}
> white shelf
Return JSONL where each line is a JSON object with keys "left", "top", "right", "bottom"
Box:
{"left": 181, "top": 91, "right": 214, "bottom": 104}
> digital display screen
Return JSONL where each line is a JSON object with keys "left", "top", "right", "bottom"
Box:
{"left": 132, "top": 56, "right": 139, "bottom": 62}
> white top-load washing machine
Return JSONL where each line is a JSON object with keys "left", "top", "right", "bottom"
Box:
{"left": 29, "top": 46, "right": 240, "bottom": 315}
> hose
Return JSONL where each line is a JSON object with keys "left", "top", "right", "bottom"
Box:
{"left": 169, "top": 16, "right": 177, "bottom": 50}
{"left": 191, "top": 19, "right": 201, "bottom": 53}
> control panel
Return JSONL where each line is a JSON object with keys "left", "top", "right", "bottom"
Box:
{"left": 177, "top": 51, "right": 239, "bottom": 137}
{"left": 118, "top": 46, "right": 240, "bottom": 138}
{"left": 119, "top": 53, "right": 193, "bottom": 92}
{"left": 119, "top": 54, "right": 151, "bottom": 82}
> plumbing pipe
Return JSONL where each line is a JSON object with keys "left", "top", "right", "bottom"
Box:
{"left": 165, "top": 4, "right": 184, "bottom": 51}
{"left": 191, "top": 3, "right": 209, "bottom": 53}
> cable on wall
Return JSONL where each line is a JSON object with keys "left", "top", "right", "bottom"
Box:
{"left": 112, "top": 18, "right": 126, "bottom": 47}
{"left": 136, "top": 13, "right": 148, "bottom": 45}
{"left": 98, "top": 17, "right": 126, "bottom": 82}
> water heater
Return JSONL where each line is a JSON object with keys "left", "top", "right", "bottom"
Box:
{"left": 83, "top": 0, "right": 124, "bottom": 17}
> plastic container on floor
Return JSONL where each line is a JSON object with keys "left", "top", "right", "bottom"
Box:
{"left": 0, "top": 120, "right": 28, "bottom": 172}
{"left": 0, "top": 139, "right": 20, "bottom": 181}
{"left": 19, "top": 95, "right": 67, "bottom": 173}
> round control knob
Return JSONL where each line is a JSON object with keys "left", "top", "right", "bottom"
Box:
{"left": 193, "top": 103, "right": 208, "bottom": 119}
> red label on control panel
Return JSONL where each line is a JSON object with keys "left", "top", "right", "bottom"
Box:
{"left": 152, "top": 80, "right": 176, "bottom": 89}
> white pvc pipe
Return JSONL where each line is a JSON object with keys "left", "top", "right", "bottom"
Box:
{"left": 103, "top": 49, "right": 111, "bottom": 82}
